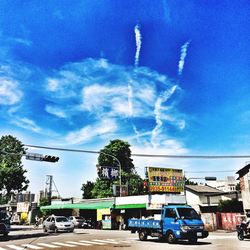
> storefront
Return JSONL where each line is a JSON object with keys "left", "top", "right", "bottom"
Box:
{"left": 40, "top": 194, "right": 186, "bottom": 230}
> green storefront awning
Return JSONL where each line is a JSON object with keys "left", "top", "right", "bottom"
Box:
{"left": 40, "top": 201, "right": 114, "bottom": 211}
{"left": 115, "top": 203, "right": 146, "bottom": 209}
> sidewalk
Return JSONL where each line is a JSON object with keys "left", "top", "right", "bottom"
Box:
{"left": 10, "top": 224, "right": 41, "bottom": 231}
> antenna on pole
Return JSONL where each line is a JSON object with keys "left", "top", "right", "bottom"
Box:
{"left": 45, "top": 175, "right": 61, "bottom": 205}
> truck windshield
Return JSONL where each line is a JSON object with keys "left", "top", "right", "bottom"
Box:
{"left": 177, "top": 208, "right": 200, "bottom": 220}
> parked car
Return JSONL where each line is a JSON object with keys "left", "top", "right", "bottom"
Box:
{"left": 0, "top": 211, "right": 10, "bottom": 237}
{"left": 68, "top": 216, "right": 84, "bottom": 228}
{"left": 42, "top": 215, "right": 74, "bottom": 233}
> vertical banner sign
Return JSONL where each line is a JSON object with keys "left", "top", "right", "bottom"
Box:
{"left": 147, "top": 167, "right": 184, "bottom": 193}
{"left": 97, "top": 165, "right": 119, "bottom": 180}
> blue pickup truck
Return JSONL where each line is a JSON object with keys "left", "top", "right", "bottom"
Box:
{"left": 128, "top": 205, "right": 208, "bottom": 244}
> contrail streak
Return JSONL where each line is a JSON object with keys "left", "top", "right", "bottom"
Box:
{"left": 127, "top": 24, "right": 142, "bottom": 117}
{"left": 128, "top": 83, "right": 133, "bottom": 116}
{"left": 151, "top": 85, "right": 177, "bottom": 147}
{"left": 178, "top": 40, "right": 191, "bottom": 76}
{"left": 134, "top": 24, "right": 142, "bottom": 67}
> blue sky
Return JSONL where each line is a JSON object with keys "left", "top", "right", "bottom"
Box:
{"left": 0, "top": 0, "right": 250, "bottom": 197}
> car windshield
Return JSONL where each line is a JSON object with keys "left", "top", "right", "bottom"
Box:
{"left": 75, "top": 217, "right": 83, "bottom": 220}
{"left": 177, "top": 208, "right": 200, "bottom": 220}
{"left": 56, "top": 217, "right": 68, "bottom": 222}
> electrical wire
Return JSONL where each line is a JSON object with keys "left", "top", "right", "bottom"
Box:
{"left": 24, "top": 144, "right": 250, "bottom": 159}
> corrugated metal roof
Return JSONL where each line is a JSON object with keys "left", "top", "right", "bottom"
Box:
{"left": 186, "top": 185, "right": 222, "bottom": 194}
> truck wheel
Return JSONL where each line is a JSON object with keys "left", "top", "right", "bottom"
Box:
{"left": 167, "top": 232, "right": 176, "bottom": 244}
{"left": 138, "top": 231, "right": 147, "bottom": 241}
{"left": 188, "top": 237, "right": 197, "bottom": 244}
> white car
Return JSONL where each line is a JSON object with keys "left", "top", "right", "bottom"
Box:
{"left": 43, "top": 216, "right": 74, "bottom": 233}
{"left": 68, "top": 216, "right": 84, "bottom": 228}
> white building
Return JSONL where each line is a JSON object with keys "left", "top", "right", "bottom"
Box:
{"left": 206, "top": 176, "right": 237, "bottom": 192}
{"left": 185, "top": 185, "right": 228, "bottom": 213}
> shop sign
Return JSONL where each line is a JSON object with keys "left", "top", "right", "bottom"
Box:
{"left": 146, "top": 167, "right": 184, "bottom": 193}
{"left": 147, "top": 203, "right": 165, "bottom": 210}
{"left": 97, "top": 165, "right": 119, "bottom": 180}
{"left": 17, "top": 202, "right": 29, "bottom": 213}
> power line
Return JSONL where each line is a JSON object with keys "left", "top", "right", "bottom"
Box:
{"left": 185, "top": 170, "right": 237, "bottom": 173}
{"left": 24, "top": 144, "right": 250, "bottom": 159}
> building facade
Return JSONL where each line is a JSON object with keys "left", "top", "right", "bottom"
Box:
{"left": 236, "top": 164, "right": 250, "bottom": 215}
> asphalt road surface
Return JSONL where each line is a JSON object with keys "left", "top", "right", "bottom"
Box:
{"left": 0, "top": 227, "right": 249, "bottom": 250}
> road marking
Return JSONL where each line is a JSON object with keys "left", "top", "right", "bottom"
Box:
{"left": 93, "top": 239, "right": 119, "bottom": 244}
{"left": 52, "top": 242, "right": 76, "bottom": 247}
{"left": 6, "top": 245, "right": 24, "bottom": 250}
{"left": 208, "top": 235, "right": 236, "bottom": 239}
{"left": 79, "top": 240, "right": 104, "bottom": 245}
{"left": 21, "top": 244, "right": 43, "bottom": 249}
{"left": 66, "top": 241, "right": 91, "bottom": 246}
{"left": 0, "top": 247, "right": 7, "bottom": 250}
{"left": 37, "top": 243, "right": 60, "bottom": 248}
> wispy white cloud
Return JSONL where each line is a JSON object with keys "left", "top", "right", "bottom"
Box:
{"left": 43, "top": 58, "right": 184, "bottom": 146}
{"left": 65, "top": 118, "right": 117, "bottom": 145}
{"left": 12, "top": 38, "right": 32, "bottom": 46}
{"left": 178, "top": 40, "right": 191, "bottom": 76}
{"left": 0, "top": 78, "right": 23, "bottom": 105}
{"left": 46, "top": 78, "right": 60, "bottom": 92}
{"left": 162, "top": 0, "right": 171, "bottom": 23}
{"left": 45, "top": 105, "right": 67, "bottom": 118}
{"left": 131, "top": 142, "right": 189, "bottom": 176}
{"left": 11, "top": 117, "right": 42, "bottom": 133}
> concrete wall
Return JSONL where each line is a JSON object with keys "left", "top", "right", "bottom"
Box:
{"left": 201, "top": 213, "right": 217, "bottom": 231}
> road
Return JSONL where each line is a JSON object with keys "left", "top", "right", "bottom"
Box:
{"left": 0, "top": 226, "right": 249, "bottom": 250}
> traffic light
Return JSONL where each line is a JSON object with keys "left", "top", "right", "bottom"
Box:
{"left": 143, "top": 181, "right": 149, "bottom": 193}
{"left": 42, "top": 155, "right": 59, "bottom": 163}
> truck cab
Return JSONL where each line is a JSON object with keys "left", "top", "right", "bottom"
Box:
{"left": 161, "top": 205, "right": 208, "bottom": 243}
{"left": 128, "top": 205, "right": 208, "bottom": 244}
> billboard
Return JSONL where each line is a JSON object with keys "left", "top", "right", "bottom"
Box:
{"left": 146, "top": 167, "right": 184, "bottom": 193}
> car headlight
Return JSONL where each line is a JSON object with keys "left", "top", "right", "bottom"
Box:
{"left": 198, "top": 225, "right": 204, "bottom": 230}
{"left": 180, "top": 225, "right": 190, "bottom": 232}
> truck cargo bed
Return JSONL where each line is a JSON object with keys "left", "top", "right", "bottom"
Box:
{"left": 128, "top": 219, "right": 161, "bottom": 229}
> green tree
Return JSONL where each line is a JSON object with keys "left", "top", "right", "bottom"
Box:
{"left": 81, "top": 181, "right": 95, "bottom": 199}
{"left": 87, "top": 139, "right": 143, "bottom": 198}
{"left": 39, "top": 197, "right": 50, "bottom": 207}
{"left": 98, "top": 139, "right": 134, "bottom": 173}
{"left": 0, "top": 135, "right": 29, "bottom": 199}
{"left": 217, "top": 198, "right": 244, "bottom": 212}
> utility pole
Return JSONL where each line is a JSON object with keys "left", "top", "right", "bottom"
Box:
{"left": 46, "top": 175, "right": 53, "bottom": 205}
